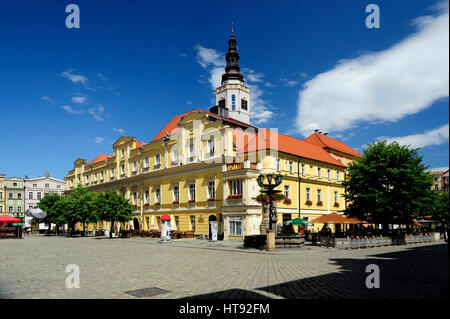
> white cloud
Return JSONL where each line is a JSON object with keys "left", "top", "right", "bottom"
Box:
{"left": 113, "top": 128, "right": 124, "bottom": 134}
{"left": 380, "top": 123, "right": 449, "bottom": 149}
{"left": 195, "top": 45, "right": 275, "bottom": 125}
{"left": 61, "top": 69, "right": 88, "bottom": 85}
{"left": 71, "top": 96, "right": 87, "bottom": 104}
{"left": 296, "top": 3, "right": 449, "bottom": 136}
{"left": 61, "top": 105, "right": 84, "bottom": 115}
{"left": 94, "top": 137, "right": 104, "bottom": 143}
{"left": 88, "top": 105, "right": 105, "bottom": 121}
{"left": 41, "top": 96, "right": 50, "bottom": 101}
{"left": 178, "top": 53, "right": 188, "bottom": 59}
{"left": 280, "top": 78, "right": 298, "bottom": 87}
{"left": 97, "top": 73, "right": 108, "bottom": 81}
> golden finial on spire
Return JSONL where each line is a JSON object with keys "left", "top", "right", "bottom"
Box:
{"left": 231, "top": 22, "right": 234, "bottom": 35}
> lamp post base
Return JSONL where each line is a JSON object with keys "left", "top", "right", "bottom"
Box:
{"left": 266, "top": 230, "right": 276, "bottom": 251}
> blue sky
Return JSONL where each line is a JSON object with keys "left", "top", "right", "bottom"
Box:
{"left": 0, "top": 0, "right": 448, "bottom": 180}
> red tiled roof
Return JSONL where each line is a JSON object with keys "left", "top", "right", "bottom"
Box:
{"left": 304, "top": 133, "right": 362, "bottom": 158}
{"left": 135, "top": 141, "right": 147, "bottom": 149}
{"left": 88, "top": 154, "right": 113, "bottom": 166}
{"left": 236, "top": 129, "right": 346, "bottom": 167}
{"left": 152, "top": 108, "right": 255, "bottom": 142}
{"left": 152, "top": 111, "right": 195, "bottom": 142}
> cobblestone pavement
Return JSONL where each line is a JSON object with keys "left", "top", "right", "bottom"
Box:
{"left": 0, "top": 236, "right": 447, "bottom": 299}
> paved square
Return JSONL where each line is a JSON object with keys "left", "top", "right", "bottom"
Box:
{"left": 0, "top": 236, "right": 447, "bottom": 299}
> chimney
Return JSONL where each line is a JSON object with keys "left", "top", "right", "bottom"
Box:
{"left": 314, "top": 129, "right": 319, "bottom": 133}
{"left": 323, "top": 132, "right": 328, "bottom": 136}
{"left": 318, "top": 131, "right": 322, "bottom": 135}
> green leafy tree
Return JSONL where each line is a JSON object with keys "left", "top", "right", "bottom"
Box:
{"left": 73, "top": 191, "right": 100, "bottom": 236}
{"left": 342, "top": 141, "right": 433, "bottom": 231}
{"left": 54, "top": 195, "right": 78, "bottom": 235}
{"left": 97, "top": 190, "right": 134, "bottom": 238}
{"left": 37, "top": 193, "right": 63, "bottom": 234}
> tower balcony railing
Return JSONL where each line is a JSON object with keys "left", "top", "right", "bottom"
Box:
{"left": 226, "top": 162, "right": 258, "bottom": 172}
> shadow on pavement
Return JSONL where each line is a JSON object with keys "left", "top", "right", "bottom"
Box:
{"left": 182, "top": 244, "right": 448, "bottom": 299}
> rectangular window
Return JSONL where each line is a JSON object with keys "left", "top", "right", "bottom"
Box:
{"left": 18, "top": 193, "right": 22, "bottom": 200}
{"left": 33, "top": 184, "right": 37, "bottom": 187}
{"left": 284, "top": 185, "right": 290, "bottom": 199}
{"left": 45, "top": 183, "right": 49, "bottom": 188}
{"left": 57, "top": 184, "right": 61, "bottom": 189}
{"left": 133, "top": 192, "right": 137, "bottom": 205}
{"left": 189, "top": 141, "right": 195, "bottom": 161}
{"left": 189, "top": 183, "right": 196, "bottom": 201}
{"left": 155, "top": 154, "right": 161, "bottom": 166}
{"left": 9, "top": 206, "right": 13, "bottom": 213}
{"left": 28, "top": 192, "right": 33, "bottom": 200}
{"left": 317, "top": 167, "right": 321, "bottom": 178}
{"left": 111, "top": 168, "right": 115, "bottom": 177}
{"left": 276, "top": 158, "right": 280, "bottom": 171}
{"left": 18, "top": 207, "right": 21, "bottom": 213}
{"left": 133, "top": 161, "right": 137, "bottom": 171}
{"left": 173, "top": 185, "right": 179, "bottom": 202}
{"left": 172, "top": 149, "right": 179, "bottom": 163}
{"left": 305, "top": 188, "right": 311, "bottom": 201}
{"left": 121, "top": 164, "right": 125, "bottom": 175}
{"left": 229, "top": 216, "right": 242, "bottom": 236}
{"left": 37, "top": 192, "right": 41, "bottom": 200}
{"left": 0, "top": 192, "right": 2, "bottom": 199}
{"left": 155, "top": 187, "right": 161, "bottom": 203}
{"left": 317, "top": 189, "right": 322, "bottom": 202}
{"left": 208, "top": 139, "right": 215, "bottom": 156}
{"left": 94, "top": 173, "right": 98, "bottom": 182}
{"left": 9, "top": 193, "right": 13, "bottom": 199}
{"left": 289, "top": 161, "right": 293, "bottom": 174}
{"left": 337, "top": 171, "right": 340, "bottom": 181}
{"left": 208, "top": 181, "right": 215, "bottom": 199}
{"left": 100, "top": 172, "right": 104, "bottom": 180}
{"left": 229, "top": 179, "right": 242, "bottom": 195}
{"left": 301, "top": 164, "right": 306, "bottom": 176}
{"left": 327, "top": 169, "right": 331, "bottom": 181}
{"left": 145, "top": 190, "right": 149, "bottom": 203}
{"left": 334, "top": 191, "right": 339, "bottom": 203}
{"left": 121, "top": 149, "right": 125, "bottom": 158}
{"left": 190, "top": 215, "right": 196, "bottom": 231}
{"left": 144, "top": 157, "right": 149, "bottom": 168}
{"left": 0, "top": 205, "right": 2, "bottom": 213}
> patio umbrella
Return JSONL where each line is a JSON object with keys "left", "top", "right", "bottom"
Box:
{"left": 0, "top": 214, "right": 21, "bottom": 223}
{"left": 286, "top": 218, "right": 313, "bottom": 227}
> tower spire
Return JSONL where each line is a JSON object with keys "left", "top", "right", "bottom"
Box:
{"left": 221, "top": 25, "right": 244, "bottom": 84}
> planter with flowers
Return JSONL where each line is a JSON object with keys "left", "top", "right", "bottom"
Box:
{"left": 207, "top": 197, "right": 216, "bottom": 201}
{"left": 305, "top": 200, "right": 312, "bottom": 205}
{"left": 333, "top": 202, "right": 339, "bottom": 207}
{"left": 317, "top": 200, "right": 323, "bottom": 206}
{"left": 255, "top": 193, "right": 286, "bottom": 204}
{"left": 188, "top": 199, "right": 195, "bottom": 203}
{"left": 144, "top": 203, "right": 149, "bottom": 207}
{"left": 227, "top": 194, "right": 243, "bottom": 200}
{"left": 283, "top": 197, "right": 292, "bottom": 205}
{"left": 154, "top": 202, "right": 161, "bottom": 206}
{"left": 172, "top": 200, "right": 179, "bottom": 204}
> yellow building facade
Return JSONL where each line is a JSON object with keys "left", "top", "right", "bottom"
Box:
{"left": 66, "top": 31, "right": 361, "bottom": 239}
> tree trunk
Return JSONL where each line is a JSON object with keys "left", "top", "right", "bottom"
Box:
{"left": 82, "top": 222, "right": 86, "bottom": 237}
{"left": 110, "top": 221, "right": 114, "bottom": 238}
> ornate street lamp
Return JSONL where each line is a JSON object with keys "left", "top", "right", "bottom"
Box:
{"left": 257, "top": 173, "right": 283, "bottom": 230}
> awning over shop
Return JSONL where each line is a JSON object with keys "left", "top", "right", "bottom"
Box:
{"left": 312, "top": 212, "right": 365, "bottom": 224}
{"left": 0, "top": 214, "right": 21, "bottom": 223}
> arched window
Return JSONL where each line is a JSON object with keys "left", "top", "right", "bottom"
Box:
{"left": 231, "top": 95, "right": 236, "bottom": 110}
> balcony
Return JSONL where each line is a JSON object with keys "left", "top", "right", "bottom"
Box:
{"left": 226, "top": 162, "right": 258, "bottom": 171}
